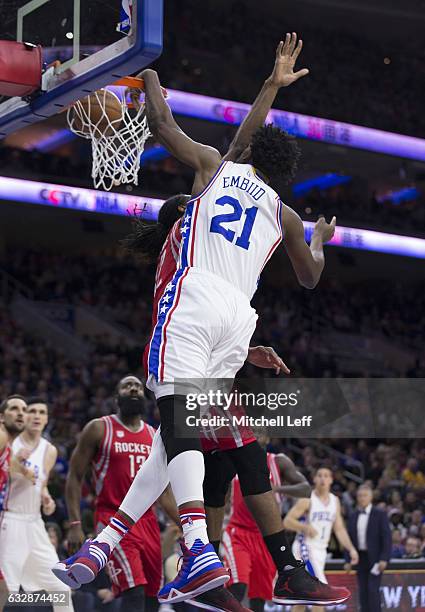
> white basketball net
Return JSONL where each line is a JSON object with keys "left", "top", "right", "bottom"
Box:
{"left": 67, "top": 89, "right": 151, "bottom": 191}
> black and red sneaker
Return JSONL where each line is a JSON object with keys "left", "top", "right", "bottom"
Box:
{"left": 190, "top": 586, "right": 251, "bottom": 612}
{"left": 273, "top": 561, "right": 350, "bottom": 606}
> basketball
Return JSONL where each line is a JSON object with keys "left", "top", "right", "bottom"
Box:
{"left": 71, "top": 89, "right": 123, "bottom": 137}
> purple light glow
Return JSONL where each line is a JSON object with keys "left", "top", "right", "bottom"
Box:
{"left": 107, "top": 86, "right": 425, "bottom": 162}
{"left": 0, "top": 176, "right": 424, "bottom": 259}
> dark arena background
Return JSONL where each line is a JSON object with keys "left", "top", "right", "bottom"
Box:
{"left": 0, "top": 1, "right": 424, "bottom": 611}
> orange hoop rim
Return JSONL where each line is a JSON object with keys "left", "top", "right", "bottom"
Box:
{"left": 113, "top": 76, "right": 168, "bottom": 98}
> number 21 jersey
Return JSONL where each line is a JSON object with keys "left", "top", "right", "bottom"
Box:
{"left": 92, "top": 415, "right": 156, "bottom": 515}
{"left": 179, "top": 161, "right": 283, "bottom": 300}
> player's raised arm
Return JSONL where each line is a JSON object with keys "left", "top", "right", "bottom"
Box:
{"left": 283, "top": 205, "right": 336, "bottom": 289}
{"left": 65, "top": 419, "right": 103, "bottom": 553}
{"left": 273, "top": 454, "right": 311, "bottom": 498}
{"left": 141, "top": 69, "right": 221, "bottom": 189}
{"left": 224, "top": 33, "right": 309, "bottom": 162}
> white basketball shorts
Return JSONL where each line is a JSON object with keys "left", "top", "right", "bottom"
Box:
{"left": 147, "top": 268, "right": 258, "bottom": 399}
{"left": 0, "top": 511, "right": 73, "bottom": 611}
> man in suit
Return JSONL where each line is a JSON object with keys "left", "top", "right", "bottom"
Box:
{"left": 345, "top": 485, "right": 392, "bottom": 612}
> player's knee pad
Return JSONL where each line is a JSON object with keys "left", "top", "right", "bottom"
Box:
{"left": 230, "top": 441, "right": 271, "bottom": 496}
{"left": 121, "top": 585, "right": 145, "bottom": 612}
{"left": 203, "top": 450, "right": 236, "bottom": 507}
{"left": 158, "top": 395, "right": 202, "bottom": 463}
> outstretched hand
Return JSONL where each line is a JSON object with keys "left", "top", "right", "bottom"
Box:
{"left": 314, "top": 215, "right": 337, "bottom": 243}
{"left": 247, "top": 345, "right": 290, "bottom": 375}
{"left": 269, "top": 32, "right": 309, "bottom": 88}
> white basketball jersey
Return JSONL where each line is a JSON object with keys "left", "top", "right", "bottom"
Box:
{"left": 178, "top": 161, "right": 283, "bottom": 299}
{"left": 8, "top": 436, "right": 48, "bottom": 515}
{"left": 305, "top": 491, "right": 338, "bottom": 550}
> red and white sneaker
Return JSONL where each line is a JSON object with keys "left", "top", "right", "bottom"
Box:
{"left": 273, "top": 561, "right": 351, "bottom": 606}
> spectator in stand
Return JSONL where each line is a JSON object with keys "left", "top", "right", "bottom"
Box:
{"left": 403, "top": 537, "right": 423, "bottom": 559}
{"left": 403, "top": 458, "right": 425, "bottom": 490}
{"left": 391, "top": 529, "right": 405, "bottom": 559}
{"left": 408, "top": 510, "right": 424, "bottom": 537}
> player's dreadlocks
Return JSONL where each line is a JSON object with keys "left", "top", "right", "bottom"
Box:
{"left": 121, "top": 194, "right": 190, "bottom": 263}
{"left": 250, "top": 124, "right": 301, "bottom": 185}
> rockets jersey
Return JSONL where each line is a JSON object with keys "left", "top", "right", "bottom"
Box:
{"left": 92, "top": 415, "right": 156, "bottom": 516}
{"left": 301, "top": 491, "right": 338, "bottom": 550}
{"left": 228, "top": 453, "right": 282, "bottom": 532}
{"left": 0, "top": 442, "right": 11, "bottom": 510}
{"left": 8, "top": 436, "right": 48, "bottom": 515}
{"left": 178, "top": 161, "right": 283, "bottom": 300}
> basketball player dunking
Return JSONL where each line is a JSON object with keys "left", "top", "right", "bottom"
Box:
{"left": 54, "top": 34, "right": 349, "bottom": 607}
{"left": 0, "top": 397, "right": 74, "bottom": 612}
{"left": 283, "top": 467, "right": 359, "bottom": 612}
{"left": 65, "top": 375, "right": 179, "bottom": 612}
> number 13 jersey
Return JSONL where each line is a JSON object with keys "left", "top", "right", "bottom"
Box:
{"left": 179, "top": 161, "right": 283, "bottom": 300}
{"left": 92, "top": 415, "right": 156, "bottom": 515}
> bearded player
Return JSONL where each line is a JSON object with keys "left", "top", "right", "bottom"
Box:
{"left": 0, "top": 397, "right": 74, "bottom": 612}
{"left": 283, "top": 467, "right": 359, "bottom": 612}
{"left": 65, "top": 375, "right": 179, "bottom": 612}
{"left": 54, "top": 34, "right": 349, "bottom": 608}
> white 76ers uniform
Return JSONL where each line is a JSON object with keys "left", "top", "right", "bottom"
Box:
{"left": 292, "top": 492, "right": 338, "bottom": 583}
{"left": 147, "top": 161, "right": 283, "bottom": 396}
{"left": 0, "top": 436, "right": 73, "bottom": 611}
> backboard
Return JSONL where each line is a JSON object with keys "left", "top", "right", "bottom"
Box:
{"left": 0, "top": 0, "right": 163, "bottom": 136}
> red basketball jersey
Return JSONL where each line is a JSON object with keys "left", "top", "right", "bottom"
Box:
{"left": 228, "top": 453, "right": 282, "bottom": 532}
{"left": 92, "top": 415, "right": 156, "bottom": 515}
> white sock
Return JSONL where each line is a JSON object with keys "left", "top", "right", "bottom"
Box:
{"left": 180, "top": 507, "right": 209, "bottom": 549}
{"left": 94, "top": 524, "right": 125, "bottom": 550}
{"left": 168, "top": 450, "right": 209, "bottom": 548}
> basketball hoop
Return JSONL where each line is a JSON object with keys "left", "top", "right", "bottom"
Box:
{"left": 66, "top": 76, "right": 167, "bottom": 191}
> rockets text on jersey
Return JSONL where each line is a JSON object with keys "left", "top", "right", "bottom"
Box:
{"left": 92, "top": 414, "right": 156, "bottom": 514}
{"left": 178, "top": 161, "right": 283, "bottom": 300}
{"left": 228, "top": 452, "right": 282, "bottom": 532}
